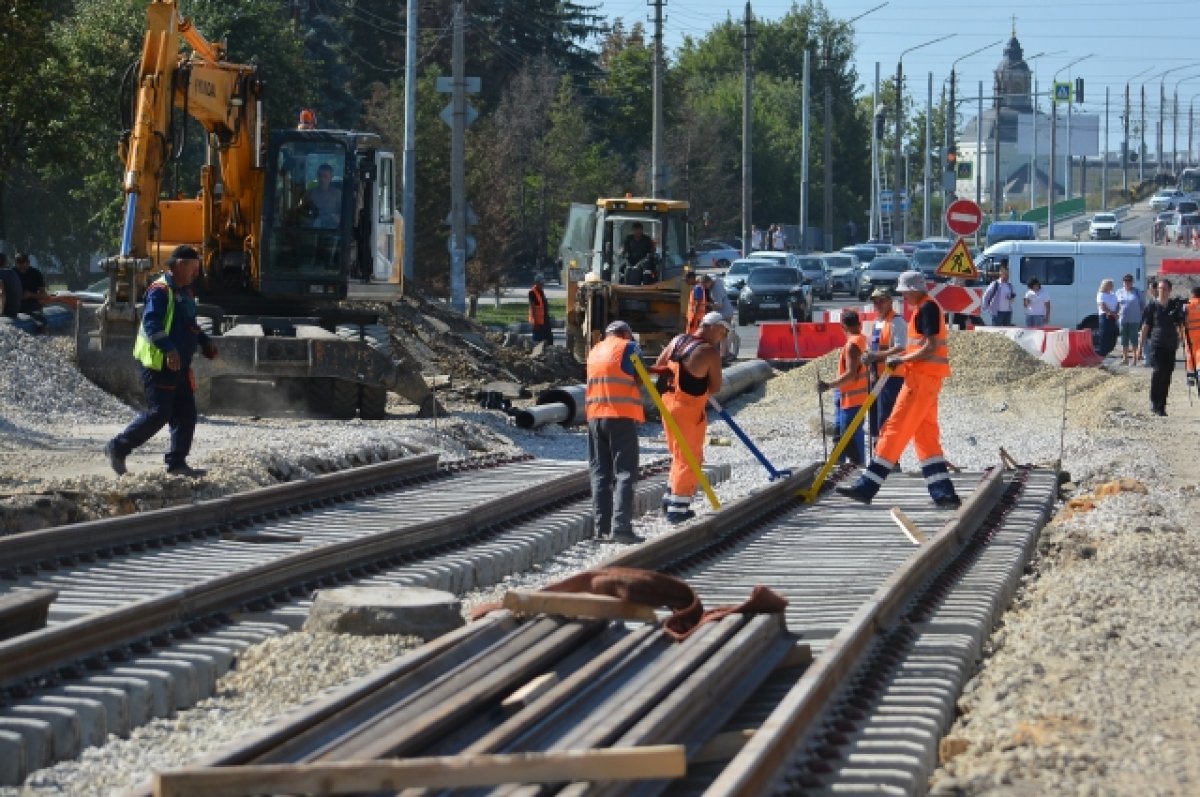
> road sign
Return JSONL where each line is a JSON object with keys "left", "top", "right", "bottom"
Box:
{"left": 1053, "top": 82, "right": 1071, "bottom": 104}
{"left": 934, "top": 238, "right": 978, "bottom": 280}
{"left": 945, "top": 198, "right": 982, "bottom": 236}
{"left": 879, "top": 189, "right": 910, "bottom": 214}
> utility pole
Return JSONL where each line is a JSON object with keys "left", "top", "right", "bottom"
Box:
{"left": 1049, "top": 85, "right": 1057, "bottom": 238}
{"left": 1140, "top": 84, "right": 1146, "bottom": 183}
{"left": 445, "top": 1, "right": 474, "bottom": 312}
{"left": 892, "top": 60, "right": 903, "bottom": 243}
{"left": 651, "top": 0, "right": 665, "bottom": 196}
{"left": 1031, "top": 77, "right": 1038, "bottom": 212}
{"left": 800, "top": 49, "right": 810, "bottom": 252}
{"left": 1123, "top": 82, "right": 1130, "bottom": 192}
{"left": 923, "top": 71, "right": 931, "bottom": 238}
{"left": 823, "top": 68, "right": 833, "bottom": 250}
{"left": 741, "top": 3, "right": 753, "bottom": 251}
{"left": 993, "top": 73, "right": 1002, "bottom": 223}
{"left": 401, "top": 0, "right": 417, "bottom": 283}
{"left": 870, "top": 62, "right": 879, "bottom": 241}
{"left": 1103, "top": 86, "right": 1109, "bottom": 209}
{"left": 976, "top": 80, "right": 983, "bottom": 220}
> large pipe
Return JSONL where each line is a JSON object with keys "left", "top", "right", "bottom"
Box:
{"left": 513, "top": 360, "right": 775, "bottom": 431}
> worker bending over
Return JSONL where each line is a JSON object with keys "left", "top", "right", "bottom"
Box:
{"left": 653, "top": 311, "right": 730, "bottom": 523}
{"left": 585, "top": 320, "right": 645, "bottom": 544}
{"left": 836, "top": 270, "right": 961, "bottom": 508}
{"left": 818, "top": 310, "right": 868, "bottom": 466}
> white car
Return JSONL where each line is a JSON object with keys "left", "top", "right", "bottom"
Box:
{"left": 1149, "top": 189, "right": 1185, "bottom": 211}
{"left": 693, "top": 239, "right": 741, "bottom": 274}
{"left": 1088, "top": 213, "right": 1121, "bottom": 240}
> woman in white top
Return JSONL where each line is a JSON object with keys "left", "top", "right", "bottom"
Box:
{"left": 1024, "top": 278, "right": 1050, "bottom": 327}
{"left": 1096, "top": 278, "right": 1119, "bottom": 356}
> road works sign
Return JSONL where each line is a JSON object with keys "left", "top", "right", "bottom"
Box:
{"left": 935, "top": 238, "right": 979, "bottom": 280}
{"left": 945, "top": 198, "right": 982, "bottom": 236}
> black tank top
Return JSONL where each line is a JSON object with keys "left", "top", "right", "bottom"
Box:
{"left": 670, "top": 335, "right": 709, "bottom": 396}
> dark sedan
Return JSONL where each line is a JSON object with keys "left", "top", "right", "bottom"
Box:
{"left": 855, "top": 255, "right": 910, "bottom": 299}
{"left": 737, "top": 266, "right": 809, "bottom": 324}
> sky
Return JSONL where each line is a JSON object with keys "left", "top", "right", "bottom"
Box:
{"left": 598, "top": 0, "right": 1200, "bottom": 122}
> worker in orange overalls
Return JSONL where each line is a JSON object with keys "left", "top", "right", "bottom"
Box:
{"left": 652, "top": 311, "right": 729, "bottom": 523}
{"left": 684, "top": 271, "right": 710, "bottom": 335}
{"left": 1186, "top": 286, "right": 1200, "bottom": 389}
{"left": 863, "top": 287, "right": 906, "bottom": 437}
{"left": 836, "top": 270, "right": 962, "bottom": 509}
{"left": 818, "top": 310, "right": 869, "bottom": 466}
{"left": 528, "top": 273, "right": 552, "bottom": 344}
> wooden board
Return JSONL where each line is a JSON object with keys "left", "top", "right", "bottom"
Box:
{"left": 153, "top": 745, "right": 687, "bottom": 797}
{"left": 502, "top": 590, "right": 658, "bottom": 622}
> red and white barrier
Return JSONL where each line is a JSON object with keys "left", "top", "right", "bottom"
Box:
{"left": 973, "top": 325, "right": 1102, "bottom": 368}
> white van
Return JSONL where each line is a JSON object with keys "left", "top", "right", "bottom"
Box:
{"left": 975, "top": 241, "right": 1147, "bottom": 330}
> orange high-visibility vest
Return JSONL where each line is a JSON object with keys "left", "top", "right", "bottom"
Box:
{"left": 528, "top": 285, "right": 547, "bottom": 326}
{"left": 839, "top": 332, "right": 869, "bottom": 409}
{"left": 905, "top": 295, "right": 951, "bottom": 378}
{"left": 1187, "top": 298, "right": 1200, "bottom": 339}
{"left": 877, "top": 309, "right": 906, "bottom": 378}
{"left": 585, "top": 336, "right": 645, "bottom": 422}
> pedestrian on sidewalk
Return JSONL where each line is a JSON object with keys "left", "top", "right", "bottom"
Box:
{"left": 1115, "top": 274, "right": 1146, "bottom": 365}
{"left": 1096, "top": 278, "right": 1119, "bottom": 357}
{"left": 1138, "top": 278, "right": 1187, "bottom": 416}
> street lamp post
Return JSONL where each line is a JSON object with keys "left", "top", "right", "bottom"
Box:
{"left": 1172, "top": 73, "right": 1200, "bottom": 174}
{"left": 1149, "top": 63, "right": 1200, "bottom": 178}
{"left": 1123, "top": 67, "right": 1151, "bottom": 192}
{"left": 893, "top": 34, "right": 954, "bottom": 243}
{"left": 1023, "top": 51, "right": 1063, "bottom": 214}
{"left": 1049, "top": 54, "right": 1092, "bottom": 239}
{"left": 944, "top": 40, "right": 1001, "bottom": 230}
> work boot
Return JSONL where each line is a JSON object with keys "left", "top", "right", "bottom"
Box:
{"left": 104, "top": 441, "right": 127, "bottom": 476}
{"left": 167, "top": 463, "right": 208, "bottom": 478}
{"left": 611, "top": 530, "right": 645, "bottom": 545}
{"left": 933, "top": 494, "right": 962, "bottom": 509}
{"left": 835, "top": 481, "right": 876, "bottom": 505}
{"left": 665, "top": 509, "right": 696, "bottom": 525}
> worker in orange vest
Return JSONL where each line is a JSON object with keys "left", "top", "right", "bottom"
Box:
{"left": 528, "top": 273, "right": 552, "bottom": 344}
{"left": 818, "top": 310, "right": 869, "bottom": 465}
{"left": 685, "top": 271, "right": 709, "bottom": 335}
{"left": 652, "top": 311, "right": 729, "bottom": 523}
{"left": 1186, "top": 286, "right": 1200, "bottom": 388}
{"left": 863, "top": 287, "right": 907, "bottom": 436}
{"left": 586, "top": 320, "right": 646, "bottom": 544}
{"left": 836, "top": 271, "right": 962, "bottom": 508}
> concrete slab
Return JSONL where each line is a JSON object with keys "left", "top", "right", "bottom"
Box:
{"left": 303, "top": 585, "right": 463, "bottom": 640}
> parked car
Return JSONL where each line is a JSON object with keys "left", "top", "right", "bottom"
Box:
{"left": 841, "top": 244, "right": 878, "bottom": 264}
{"left": 745, "top": 250, "right": 813, "bottom": 306}
{"left": 693, "top": 239, "right": 741, "bottom": 274}
{"left": 911, "top": 248, "right": 948, "bottom": 282}
{"left": 822, "top": 253, "right": 862, "bottom": 296}
{"left": 794, "top": 255, "right": 833, "bottom": 300}
{"left": 914, "top": 237, "right": 953, "bottom": 251}
{"left": 855, "top": 255, "right": 911, "bottom": 300}
{"left": 1149, "top": 189, "right": 1186, "bottom": 211}
{"left": 1088, "top": 213, "right": 1121, "bottom": 240}
{"left": 724, "top": 257, "right": 774, "bottom": 304}
{"left": 737, "top": 265, "right": 809, "bottom": 325}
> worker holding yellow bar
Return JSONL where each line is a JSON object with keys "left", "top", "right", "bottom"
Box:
{"left": 639, "top": 311, "right": 730, "bottom": 521}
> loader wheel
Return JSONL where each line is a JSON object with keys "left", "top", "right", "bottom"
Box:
{"left": 330, "top": 379, "right": 359, "bottom": 419}
{"left": 359, "top": 386, "right": 387, "bottom": 420}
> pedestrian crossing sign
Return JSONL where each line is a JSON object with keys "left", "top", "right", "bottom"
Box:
{"left": 935, "top": 238, "right": 978, "bottom": 279}
{"left": 1053, "top": 82, "right": 1071, "bottom": 104}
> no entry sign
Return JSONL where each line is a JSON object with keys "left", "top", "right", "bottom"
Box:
{"left": 945, "top": 199, "right": 983, "bottom": 237}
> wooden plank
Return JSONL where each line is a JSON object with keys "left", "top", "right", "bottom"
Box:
{"left": 502, "top": 590, "right": 658, "bottom": 622}
{"left": 999, "top": 447, "right": 1020, "bottom": 470}
{"left": 693, "top": 729, "right": 755, "bottom": 765}
{"left": 0, "top": 588, "right": 57, "bottom": 642}
{"left": 889, "top": 507, "right": 927, "bottom": 545}
{"left": 501, "top": 671, "right": 560, "bottom": 714}
{"left": 153, "top": 745, "right": 687, "bottom": 797}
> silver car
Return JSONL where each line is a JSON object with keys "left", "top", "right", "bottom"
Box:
{"left": 794, "top": 255, "right": 833, "bottom": 300}
{"left": 822, "top": 253, "right": 862, "bottom": 296}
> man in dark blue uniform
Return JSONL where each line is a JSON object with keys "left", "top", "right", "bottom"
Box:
{"left": 105, "top": 245, "right": 218, "bottom": 477}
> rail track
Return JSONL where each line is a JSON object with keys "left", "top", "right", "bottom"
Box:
{"left": 108, "top": 461, "right": 1056, "bottom": 797}
{"left": 0, "top": 453, "right": 728, "bottom": 784}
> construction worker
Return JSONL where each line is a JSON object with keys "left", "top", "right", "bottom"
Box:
{"left": 685, "top": 271, "right": 709, "bottom": 335}
{"left": 104, "top": 245, "right": 218, "bottom": 478}
{"left": 586, "top": 320, "right": 646, "bottom": 544}
{"left": 836, "top": 270, "right": 962, "bottom": 509}
{"left": 528, "top": 273, "right": 552, "bottom": 344}
{"left": 863, "top": 287, "right": 906, "bottom": 436}
{"left": 297, "top": 108, "right": 317, "bottom": 130}
{"left": 1187, "top": 286, "right": 1200, "bottom": 388}
{"left": 817, "top": 310, "right": 868, "bottom": 465}
{"left": 653, "top": 311, "right": 729, "bottom": 523}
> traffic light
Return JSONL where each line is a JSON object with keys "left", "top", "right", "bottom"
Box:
{"left": 1075, "top": 77, "right": 1085, "bottom": 103}
{"left": 874, "top": 107, "right": 886, "bottom": 140}
{"left": 946, "top": 148, "right": 957, "bottom": 171}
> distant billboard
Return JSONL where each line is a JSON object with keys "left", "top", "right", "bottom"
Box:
{"left": 1016, "top": 112, "right": 1099, "bottom": 157}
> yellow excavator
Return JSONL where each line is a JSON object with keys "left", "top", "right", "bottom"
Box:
{"left": 559, "top": 196, "right": 694, "bottom": 361}
{"left": 77, "top": 0, "right": 435, "bottom": 418}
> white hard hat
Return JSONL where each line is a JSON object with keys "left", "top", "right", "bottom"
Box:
{"left": 896, "top": 270, "right": 928, "bottom": 293}
{"left": 700, "top": 311, "right": 732, "bottom": 331}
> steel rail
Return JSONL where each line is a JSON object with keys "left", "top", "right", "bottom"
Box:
{"left": 0, "top": 453, "right": 445, "bottom": 575}
{"left": 0, "top": 462, "right": 601, "bottom": 692}
{"left": 701, "top": 465, "right": 1007, "bottom": 797}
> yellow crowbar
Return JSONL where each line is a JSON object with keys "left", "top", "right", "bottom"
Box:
{"left": 630, "top": 353, "right": 721, "bottom": 510}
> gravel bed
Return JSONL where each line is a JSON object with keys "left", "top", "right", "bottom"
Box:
{"left": 2, "top": 330, "right": 1198, "bottom": 795}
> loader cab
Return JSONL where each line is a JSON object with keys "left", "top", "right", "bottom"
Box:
{"left": 260, "top": 130, "right": 397, "bottom": 302}
{"left": 560, "top": 197, "right": 690, "bottom": 286}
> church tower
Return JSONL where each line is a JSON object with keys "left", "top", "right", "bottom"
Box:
{"left": 994, "top": 32, "right": 1032, "bottom": 113}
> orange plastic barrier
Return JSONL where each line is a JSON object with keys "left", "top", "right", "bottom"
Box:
{"left": 1043, "top": 328, "right": 1103, "bottom": 367}
{"left": 756, "top": 321, "right": 847, "bottom": 361}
